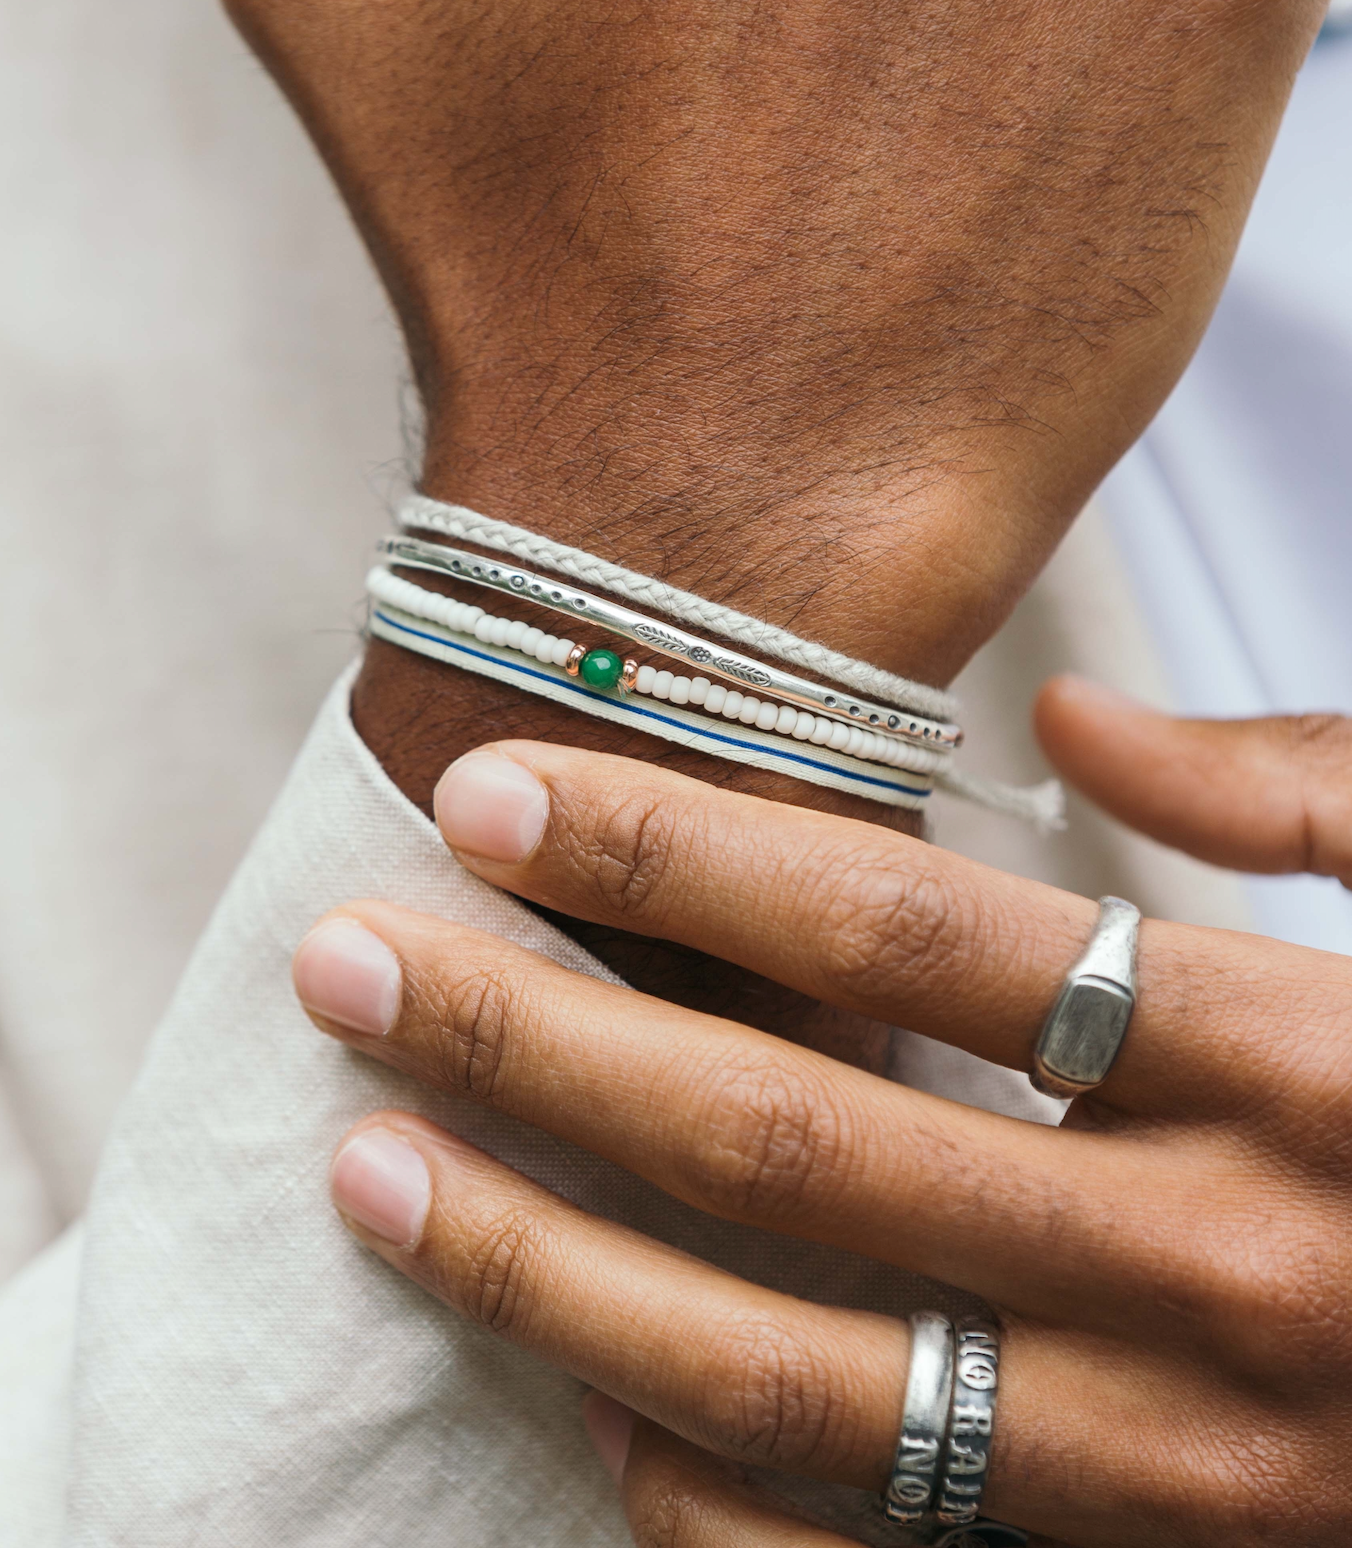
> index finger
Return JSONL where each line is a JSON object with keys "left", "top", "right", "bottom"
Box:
{"left": 431, "top": 742, "right": 1351, "bottom": 1123}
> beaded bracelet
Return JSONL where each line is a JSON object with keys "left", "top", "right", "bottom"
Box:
{"left": 365, "top": 567, "right": 944, "bottom": 779}
{"left": 379, "top": 536, "right": 963, "bottom": 751}
{"left": 366, "top": 593, "right": 935, "bottom": 808}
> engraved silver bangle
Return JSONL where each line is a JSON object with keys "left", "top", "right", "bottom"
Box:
{"left": 380, "top": 535, "right": 964, "bottom": 751}
{"left": 884, "top": 1312, "right": 956, "bottom": 1525}
{"left": 1031, "top": 896, "right": 1141, "bottom": 1100}
{"left": 934, "top": 1318, "right": 1001, "bottom": 1529}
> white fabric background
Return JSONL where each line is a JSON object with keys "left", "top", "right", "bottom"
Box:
{"left": 0, "top": 0, "right": 404, "bottom": 1274}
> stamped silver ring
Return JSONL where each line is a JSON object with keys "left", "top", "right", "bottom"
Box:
{"left": 1031, "top": 895, "right": 1141, "bottom": 1100}
{"left": 934, "top": 1318, "right": 1001, "bottom": 1530}
{"left": 884, "top": 1312, "right": 955, "bottom": 1525}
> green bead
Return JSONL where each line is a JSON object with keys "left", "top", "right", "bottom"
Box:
{"left": 579, "top": 648, "right": 624, "bottom": 690}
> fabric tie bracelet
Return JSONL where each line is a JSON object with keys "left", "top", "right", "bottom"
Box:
{"left": 364, "top": 496, "right": 1065, "bottom": 826}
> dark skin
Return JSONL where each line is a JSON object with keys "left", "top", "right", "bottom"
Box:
{"left": 230, "top": 0, "right": 1326, "bottom": 1064}
{"left": 229, "top": 0, "right": 1324, "bottom": 1537}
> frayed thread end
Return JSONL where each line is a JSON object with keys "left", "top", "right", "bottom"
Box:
{"left": 935, "top": 771, "right": 1067, "bottom": 834}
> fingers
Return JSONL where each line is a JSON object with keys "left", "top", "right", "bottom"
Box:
{"left": 424, "top": 741, "right": 1352, "bottom": 1122}
{"left": 295, "top": 904, "right": 1181, "bottom": 1322}
{"left": 328, "top": 1113, "right": 1268, "bottom": 1548}
{"left": 1035, "top": 676, "right": 1352, "bottom": 886}
{"left": 330, "top": 1112, "right": 911, "bottom": 1491}
{"left": 430, "top": 742, "right": 1094, "bottom": 1071}
{"left": 584, "top": 1396, "right": 863, "bottom": 1548}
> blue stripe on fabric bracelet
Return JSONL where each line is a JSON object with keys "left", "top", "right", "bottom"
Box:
{"left": 371, "top": 608, "right": 932, "bottom": 802}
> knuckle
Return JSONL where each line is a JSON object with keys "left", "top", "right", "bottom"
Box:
{"left": 816, "top": 859, "right": 972, "bottom": 1009}
{"left": 419, "top": 965, "right": 520, "bottom": 1104}
{"left": 1283, "top": 713, "right": 1352, "bottom": 882}
{"left": 1189, "top": 1207, "right": 1352, "bottom": 1385}
{"left": 457, "top": 1207, "right": 545, "bottom": 1337}
{"left": 688, "top": 1056, "right": 845, "bottom": 1225}
{"left": 629, "top": 1465, "right": 719, "bottom": 1548}
{"left": 1282, "top": 712, "right": 1352, "bottom": 759}
{"left": 565, "top": 793, "right": 676, "bottom": 922}
{"left": 699, "top": 1316, "right": 834, "bottom": 1471}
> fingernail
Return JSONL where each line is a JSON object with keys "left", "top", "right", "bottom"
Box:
{"left": 330, "top": 1129, "right": 430, "bottom": 1248}
{"left": 582, "top": 1391, "right": 636, "bottom": 1486}
{"left": 434, "top": 752, "right": 549, "bottom": 864}
{"left": 293, "top": 918, "right": 401, "bottom": 1036}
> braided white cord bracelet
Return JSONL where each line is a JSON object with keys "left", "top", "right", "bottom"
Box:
{"left": 398, "top": 494, "right": 959, "bottom": 722}
{"left": 365, "top": 568, "right": 945, "bottom": 778}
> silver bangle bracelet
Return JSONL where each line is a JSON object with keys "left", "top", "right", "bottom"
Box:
{"left": 380, "top": 535, "right": 964, "bottom": 751}
{"left": 885, "top": 1312, "right": 956, "bottom": 1525}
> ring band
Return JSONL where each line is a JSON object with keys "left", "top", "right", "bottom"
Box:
{"left": 934, "top": 1318, "right": 1001, "bottom": 1529}
{"left": 1031, "top": 895, "right": 1140, "bottom": 1100}
{"left": 884, "top": 1312, "right": 955, "bottom": 1525}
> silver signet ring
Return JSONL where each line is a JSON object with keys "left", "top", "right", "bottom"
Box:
{"left": 1031, "top": 896, "right": 1140, "bottom": 1100}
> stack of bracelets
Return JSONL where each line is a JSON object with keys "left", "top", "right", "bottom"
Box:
{"left": 364, "top": 496, "right": 1065, "bottom": 824}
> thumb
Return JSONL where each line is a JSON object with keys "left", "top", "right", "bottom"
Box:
{"left": 1034, "top": 675, "right": 1352, "bottom": 887}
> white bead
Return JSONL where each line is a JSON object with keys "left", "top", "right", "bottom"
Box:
{"left": 636, "top": 664, "right": 657, "bottom": 694}
{"left": 738, "top": 696, "right": 760, "bottom": 724}
{"left": 755, "top": 701, "right": 779, "bottom": 731}
{"left": 669, "top": 676, "right": 691, "bottom": 705}
{"left": 461, "top": 606, "right": 485, "bottom": 631}
{"left": 705, "top": 684, "right": 727, "bottom": 714}
{"left": 846, "top": 728, "right": 866, "bottom": 756}
{"left": 722, "top": 691, "right": 744, "bottom": 718}
{"left": 535, "top": 634, "right": 558, "bottom": 663}
{"left": 791, "top": 710, "right": 815, "bottom": 740}
{"left": 551, "top": 638, "right": 574, "bottom": 666}
{"left": 828, "top": 723, "right": 850, "bottom": 751}
{"left": 689, "top": 677, "right": 711, "bottom": 705}
{"left": 520, "top": 627, "right": 544, "bottom": 656}
{"left": 474, "top": 616, "right": 495, "bottom": 643}
{"left": 809, "top": 717, "right": 833, "bottom": 744}
{"left": 652, "top": 671, "right": 674, "bottom": 700}
{"left": 490, "top": 616, "right": 512, "bottom": 647}
{"left": 774, "top": 704, "right": 797, "bottom": 735}
{"left": 505, "top": 620, "right": 529, "bottom": 650}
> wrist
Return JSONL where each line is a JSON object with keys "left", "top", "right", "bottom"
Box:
{"left": 416, "top": 425, "right": 1054, "bottom": 693}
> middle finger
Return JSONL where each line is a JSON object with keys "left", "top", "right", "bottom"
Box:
{"left": 295, "top": 904, "right": 1213, "bottom": 1328}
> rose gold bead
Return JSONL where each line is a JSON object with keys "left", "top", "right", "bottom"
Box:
{"left": 619, "top": 658, "right": 638, "bottom": 694}
{"left": 564, "top": 643, "right": 586, "bottom": 677}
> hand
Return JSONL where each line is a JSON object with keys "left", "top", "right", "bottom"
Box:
{"left": 291, "top": 676, "right": 1352, "bottom": 1547}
